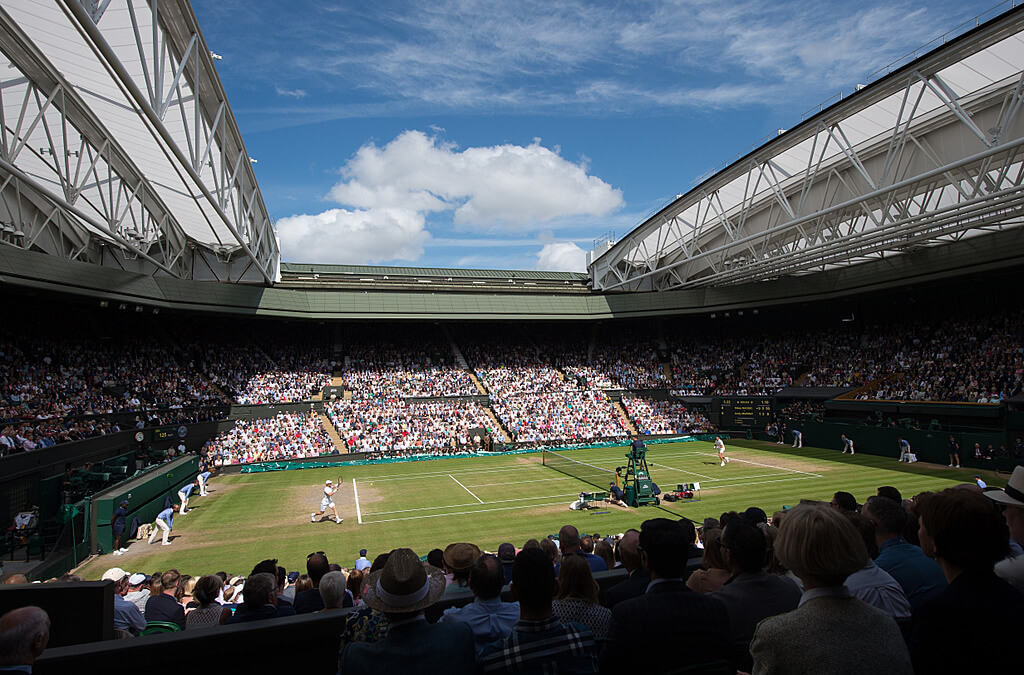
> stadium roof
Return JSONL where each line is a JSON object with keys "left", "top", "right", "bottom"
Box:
{"left": 281, "top": 262, "right": 585, "bottom": 281}
{"left": 0, "top": 0, "right": 278, "bottom": 283}
{"left": 590, "top": 4, "right": 1024, "bottom": 291}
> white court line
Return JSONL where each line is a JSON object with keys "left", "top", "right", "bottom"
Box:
{"left": 695, "top": 475, "right": 818, "bottom": 491}
{"left": 647, "top": 465, "right": 800, "bottom": 484}
{"left": 364, "top": 465, "right": 531, "bottom": 483}
{"left": 363, "top": 499, "right": 574, "bottom": 525}
{"left": 366, "top": 492, "right": 581, "bottom": 517}
{"left": 450, "top": 474, "right": 484, "bottom": 503}
{"left": 695, "top": 453, "right": 822, "bottom": 477}
{"left": 352, "top": 478, "right": 362, "bottom": 524}
{"left": 467, "top": 475, "right": 594, "bottom": 489}
{"left": 648, "top": 462, "right": 716, "bottom": 481}
{"left": 361, "top": 474, "right": 822, "bottom": 524}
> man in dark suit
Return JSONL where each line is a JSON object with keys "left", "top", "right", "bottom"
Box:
{"left": 601, "top": 530, "right": 648, "bottom": 608}
{"left": 709, "top": 519, "right": 801, "bottom": 671}
{"left": 293, "top": 552, "right": 330, "bottom": 613}
{"left": 339, "top": 548, "right": 474, "bottom": 675}
{"left": 600, "top": 518, "right": 731, "bottom": 673}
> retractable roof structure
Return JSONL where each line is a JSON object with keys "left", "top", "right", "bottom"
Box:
{"left": 590, "top": 6, "right": 1024, "bottom": 291}
{"left": 0, "top": 0, "right": 279, "bottom": 283}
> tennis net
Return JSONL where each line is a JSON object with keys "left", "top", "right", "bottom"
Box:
{"left": 543, "top": 449, "right": 617, "bottom": 491}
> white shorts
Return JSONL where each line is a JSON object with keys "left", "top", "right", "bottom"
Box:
{"left": 321, "top": 498, "right": 335, "bottom": 510}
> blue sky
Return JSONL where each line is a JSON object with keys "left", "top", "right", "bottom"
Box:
{"left": 192, "top": 0, "right": 988, "bottom": 271}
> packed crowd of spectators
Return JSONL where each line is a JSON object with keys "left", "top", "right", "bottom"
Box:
{"left": 324, "top": 399, "right": 496, "bottom": 454}
{"left": 201, "top": 412, "right": 336, "bottom": 465}
{"left": 9, "top": 469, "right": 1020, "bottom": 674}
{"left": 3, "top": 306, "right": 1024, "bottom": 458}
{"left": 340, "top": 331, "right": 477, "bottom": 399}
{"left": 619, "top": 396, "right": 712, "bottom": 435}
{"left": 495, "top": 390, "right": 628, "bottom": 443}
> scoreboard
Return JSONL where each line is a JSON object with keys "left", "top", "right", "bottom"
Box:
{"left": 714, "top": 397, "right": 774, "bottom": 427}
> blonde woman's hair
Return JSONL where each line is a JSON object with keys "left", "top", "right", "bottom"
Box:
{"left": 775, "top": 503, "right": 866, "bottom": 585}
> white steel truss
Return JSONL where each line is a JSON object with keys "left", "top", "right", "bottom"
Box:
{"left": 0, "top": 0, "right": 279, "bottom": 283}
{"left": 590, "top": 7, "right": 1024, "bottom": 291}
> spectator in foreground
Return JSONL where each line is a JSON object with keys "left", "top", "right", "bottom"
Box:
{"left": 439, "top": 554, "right": 519, "bottom": 655}
{"left": 862, "top": 495, "right": 946, "bottom": 611}
{"left": 339, "top": 548, "right": 474, "bottom": 675}
{"left": 497, "top": 543, "right": 516, "bottom": 584}
{"left": 293, "top": 552, "right": 330, "bottom": 613}
{"left": 985, "top": 465, "right": 1024, "bottom": 591}
{"left": 601, "top": 530, "right": 648, "bottom": 608}
{"left": 144, "top": 569, "right": 186, "bottom": 629}
{"left": 101, "top": 567, "right": 146, "bottom": 636}
{"left": 124, "top": 573, "right": 150, "bottom": 613}
{"left": 749, "top": 503, "right": 911, "bottom": 675}
{"left": 317, "top": 571, "right": 349, "bottom": 612}
{"left": 601, "top": 518, "right": 730, "bottom": 673}
{"left": 339, "top": 554, "right": 390, "bottom": 655}
{"left": 686, "top": 527, "right": 730, "bottom": 593}
{"left": 709, "top": 519, "right": 801, "bottom": 672}
{"left": 443, "top": 543, "right": 481, "bottom": 595}
{"left": 226, "top": 573, "right": 296, "bottom": 624}
{"left": 551, "top": 553, "right": 611, "bottom": 639}
{"left": 555, "top": 525, "right": 607, "bottom": 575}
{"left": 843, "top": 512, "right": 911, "bottom": 619}
{"left": 909, "top": 488, "right": 1024, "bottom": 673}
{"left": 185, "top": 575, "right": 231, "bottom": 630}
{"left": 479, "top": 547, "right": 598, "bottom": 674}
{"left": 0, "top": 606, "right": 49, "bottom": 673}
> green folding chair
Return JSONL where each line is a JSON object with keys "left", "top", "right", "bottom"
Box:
{"left": 140, "top": 621, "right": 182, "bottom": 636}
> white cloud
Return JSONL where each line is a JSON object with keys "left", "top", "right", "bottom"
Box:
{"left": 274, "top": 86, "right": 308, "bottom": 99}
{"left": 536, "top": 242, "right": 587, "bottom": 272}
{"left": 275, "top": 208, "right": 429, "bottom": 263}
{"left": 328, "top": 130, "right": 623, "bottom": 230}
{"left": 275, "top": 130, "right": 622, "bottom": 264}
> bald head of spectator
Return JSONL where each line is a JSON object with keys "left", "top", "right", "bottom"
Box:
{"left": 1, "top": 575, "right": 28, "bottom": 585}
{"left": 558, "top": 525, "right": 582, "bottom": 555}
{"left": 616, "top": 530, "right": 642, "bottom": 572}
{"left": 306, "top": 553, "right": 329, "bottom": 587}
{"left": 0, "top": 606, "right": 50, "bottom": 667}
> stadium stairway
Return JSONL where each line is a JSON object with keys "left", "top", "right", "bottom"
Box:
{"left": 612, "top": 400, "right": 638, "bottom": 435}
{"left": 318, "top": 412, "right": 347, "bottom": 453}
{"left": 484, "top": 407, "right": 511, "bottom": 442}
{"left": 470, "top": 372, "right": 489, "bottom": 395}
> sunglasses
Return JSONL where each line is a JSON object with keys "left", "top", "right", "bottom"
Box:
{"left": 307, "top": 551, "right": 325, "bottom": 559}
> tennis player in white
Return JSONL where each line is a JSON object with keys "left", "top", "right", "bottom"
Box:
{"left": 311, "top": 479, "right": 343, "bottom": 524}
{"left": 715, "top": 436, "right": 730, "bottom": 466}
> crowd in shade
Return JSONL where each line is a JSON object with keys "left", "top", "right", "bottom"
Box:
{"left": 324, "top": 399, "right": 495, "bottom": 453}
{"left": 8, "top": 469, "right": 1021, "bottom": 674}
{"left": 619, "top": 396, "right": 712, "bottom": 435}
{"left": 201, "top": 412, "right": 335, "bottom": 465}
{"left": 3, "top": 308, "right": 1024, "bottom": 455}
{"left": 662, "top": 309, "right": 1024, "bottom": 401}
{"left": 341, "top": 330, "right": 478, "bottom": 398}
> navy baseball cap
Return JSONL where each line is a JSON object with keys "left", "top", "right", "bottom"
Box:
{"left": 120, "top": 500, "right": 129, "bottom": 506}
{"left": 287, "top": 571, "right": 300, "bottom": 582}
{"left": 359, "top": 549, "right": 367, "bottom": 556}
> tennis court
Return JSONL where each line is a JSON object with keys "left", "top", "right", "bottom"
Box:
{"left": 74, "top": 438, "right": 978, "bottom": 579}
{"left": 353, "top": 441, "right": 824, "bottom": 525}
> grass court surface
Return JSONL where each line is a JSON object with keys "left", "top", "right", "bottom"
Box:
{"left": 75, "top": 439, "right": 1000, "bottom": 579}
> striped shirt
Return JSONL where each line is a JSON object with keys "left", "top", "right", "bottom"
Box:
{"left": 478, "top": 616, "right": 597, "bottom": 674}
